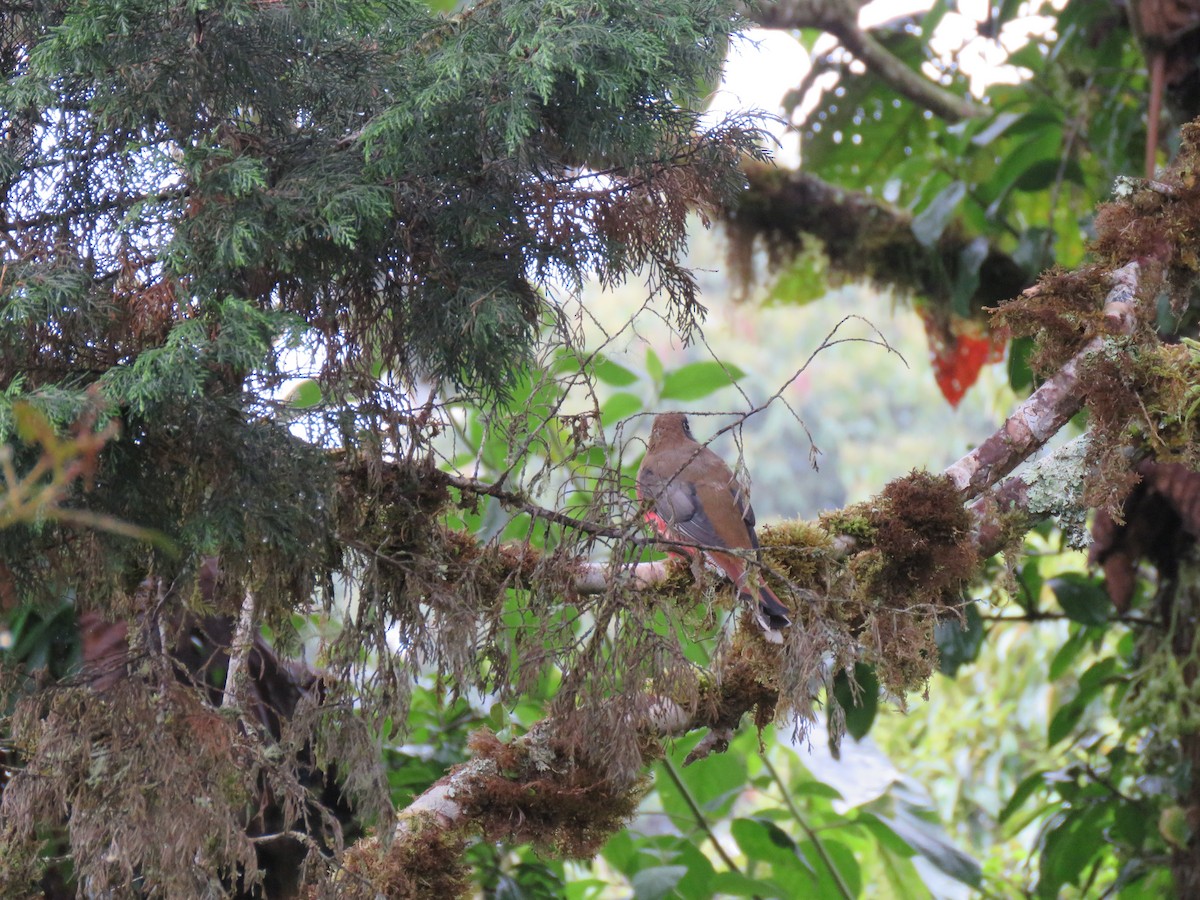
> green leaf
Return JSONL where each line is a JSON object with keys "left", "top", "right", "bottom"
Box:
{"left": 1037, "top": 806, "right": 1111, "bottom": 897}
{"left": 951, "top": 237, "right": 990, "bottom": 315}
{"left": 970, "top": 110, "right": 1023, "bottom": 147}
{"left": 881, "top": 812, "right": 982, "bottom": 887}
{"left": 911, "top": 180, "right": 967, "bottom": 248}
{"left": 645, "top": 347, "right": 664, "bottom": 385}
{"left": 592, "top": 356, "right": 639, "bottom": 386}
{"left": 934, "top": 602, "right": 985, "bottom": 676}
{"left": 1049, "top": 573, "right": 1110, "bottom": 626}
{"left": 998, "top": 770, "right": 1048, "bottom": 823}
{"left": 710, "top": 870, "right": 782, "bottom": 897}
{"left": 1048, "top": 696, "right": 1085, "bottom": 747}
{"left": 857, "top": 812, "right": 916, "bottom": 857}
{"left": 1014, "top": 159, "right": 1084, "bottom": 193}
{"left": 631, "top": 865, "right": 687, "bottom": 900}
{"left": 677, "top": 751, "right": 748, "bottom": 815}
{"left": 1008, "top": 336, "right": 1035, "bottom": 394}
{"left": 831, "top": 662, "right": 879, "bottom": 739}
{"left": 672, "top": 843, "right": 718, "bottom": 899}
{"left": 766, "top": 242, "right": 828, "bottom": 306}
{"left": 1048, "top": 625, "right": 1090, "bottom": 681}
{"left": 921, "top": 0, "right": 950, "bottom": 38}
{"left": 660, "top": 362, "right": 746, "bottom": 401}
{"left": 821, "top": 839, "right": 862, "bottom": 898}
{"left": 601, "top": 392, "right": 643, "bottom": 427}
{"left": 731, "top": 816, "right": 800, "bottom": 860}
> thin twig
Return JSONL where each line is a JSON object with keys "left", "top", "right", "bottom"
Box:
{"left": 761, "top": 753, "right": 854, "bottom": 900}
{"left": 660, "top": 757, "right": 745, "bottom": 876}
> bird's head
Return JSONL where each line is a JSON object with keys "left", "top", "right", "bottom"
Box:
{"left": 649, "top": 411, "right": 695, "bottom": 447}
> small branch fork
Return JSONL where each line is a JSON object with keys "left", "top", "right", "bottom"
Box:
{"left": 741, "top": 0, "right": 986, "bottom": 123}
{"left": 944, "top": 262, "right": 1140, "bottom": 501}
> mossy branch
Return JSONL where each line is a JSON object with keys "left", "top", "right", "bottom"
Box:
{"left": 722, "top": 163, "right": 1030, "bottom": 314}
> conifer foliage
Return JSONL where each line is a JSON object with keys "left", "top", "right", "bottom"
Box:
{"left": 0, "top": 0, "right": 762, "bottom": 893}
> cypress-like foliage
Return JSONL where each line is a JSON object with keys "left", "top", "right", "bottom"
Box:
{"left": 0, "top": 0, "right": 763, "bottom": 893}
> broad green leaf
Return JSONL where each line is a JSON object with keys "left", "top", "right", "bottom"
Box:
{"left": 856, "top": 812, "right": 916, "bottom": 857}
{"left": 970, "top": 110, "right": 1023, "bottom": 147}
{"left": 821, "top": 839, "right": 862, "bottom": 898}
{"left": 935, "top": 602, "right": 985, "bottom": 676}
{"left": 630, "top": 865, "right": 687, "bottom": 900}
{"left": 1048, "top": 625, "right": 1090, "bottom": 681}
{"left": 1048, "top": 697, "right": 1085, "bottom": 747}
{"left": 592, "top": 356, "right": 639, "bottom": 386}
{"left": 672, "top": 843, "right": 718, "bottom": 899}
{"left": 832, "top": 662, "right": 879, "bottom": 740}
{"left": 1037, "top": 806, "right": 1110, "bottom": 897}
{"left": 911, "top": 180, "right": 967, "bottom": 248}
{"left": 766, "top": 243, "right": 828, "bottom": 306}
{"left": 951, "top": 237, "right": 990, "bottom": 315}
{"left": 1008, "top": 336, "right": 1035, "bottom": 394}
{"left": 660, "top": 362, "right": 746, "bottom": 402}
{"left": 710, "top": 870, "right": 783, "bottom": 897}
{"left": 645, "top": 347, "right": 664, "bottom": 384}
{"left": 920, "top": 0, "right": 950, "bottom": 38}
{"left": 880, "top": 811, "right": 982, "bottom": 887}
{"left": 676, "top": 751, "right": 748, "bottom": 815}
{"left": 1049, "top": 573, "right": 1110, "bottom": 626}
{"left": 791, "top": 781, "right": 845, "bottom": 800}
{"left": 601, "top": 392, "right": 643, "bottom": 427}
{"left": 998, "top": 770, "right": 1048, "bottom": 823}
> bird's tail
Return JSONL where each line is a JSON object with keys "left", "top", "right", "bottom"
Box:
{"left": 740, "top": 583, "right": 791, "bottom": 634}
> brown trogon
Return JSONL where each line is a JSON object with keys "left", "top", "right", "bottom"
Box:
{"left": 636, "top": 412, "right": 792, "bottom": 632}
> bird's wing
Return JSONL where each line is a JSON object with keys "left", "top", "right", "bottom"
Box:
{"left": 644, "top": 473, "right": 760, "bottom": 553}
{"left": 640, "top": 468, "right": 721, "bottom": 549}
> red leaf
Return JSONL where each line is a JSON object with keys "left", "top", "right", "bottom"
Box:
{"left": 921, "top": 313, "right": 1008, "bottom": 407}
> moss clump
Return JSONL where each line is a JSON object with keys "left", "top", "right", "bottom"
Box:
{"left": 760, "top": 519, "right": 836, "bottom": 589}
{"left": 867, "top": 471, "right": 979, "bottom": 604}
{"left": 991, "top": 265, "right": 1115, "bottom": 377}
{"left": 819, "top": 507, "right": 878, "bottom": 542}
{"left": 338, "top": 819, "right": 472, "bottom": 900}
{"left": 460, "top": 728, "right": 651, "bottom": 858}
{"left": 822, "top": 472, "right": 979, "bottom": 695}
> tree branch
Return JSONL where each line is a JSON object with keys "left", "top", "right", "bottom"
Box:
{"left": 945, "top": 262, "right": 1140, "bottom": 500}
{"left": 723, "top": 163, "right": 1031, "bottom": 313}
{"left": 740, "top": 0, "right": 985, "bottom": 122}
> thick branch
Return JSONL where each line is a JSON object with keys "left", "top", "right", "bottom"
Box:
{"left": 944, "top": 262, "right": 1140, "bottom": 499}
{"left": 340, "top": 672, "right": 768, "bottom": 897}
{"left": 725, "top": 164, "right": 1031, "bottom": 313}
{"left": 971, "top": 435, "right": 1093, "bottom": 558}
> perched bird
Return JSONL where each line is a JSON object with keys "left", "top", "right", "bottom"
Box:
{"left": 636, "top": 412, "right": 791, "bottom": 633}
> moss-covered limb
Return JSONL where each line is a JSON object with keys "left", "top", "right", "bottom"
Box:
{"left": 721, "top": 163, "right": 1028, "bottom": 311}
{"left": 739, "top": 1, "right": 984, "bottom": 122}
{"left": 945, "top": 263, "right": 1140, "bottom": 500}
{"left": 337, "top": 672, "right": 765, "bottom": 898}
{"left": 970, "top": 435, "right": 1094, "bottom": 558}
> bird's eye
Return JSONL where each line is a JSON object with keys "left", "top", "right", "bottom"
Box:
{"left": 681, "top": 416, "right": 692, "bottom": 437}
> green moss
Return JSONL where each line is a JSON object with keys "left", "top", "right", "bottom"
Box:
{"left": 760, "top": 519, "right": 835, "bottom": 589}
{"left": 819, "top": 507, "right": 878, "bottom": 541}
